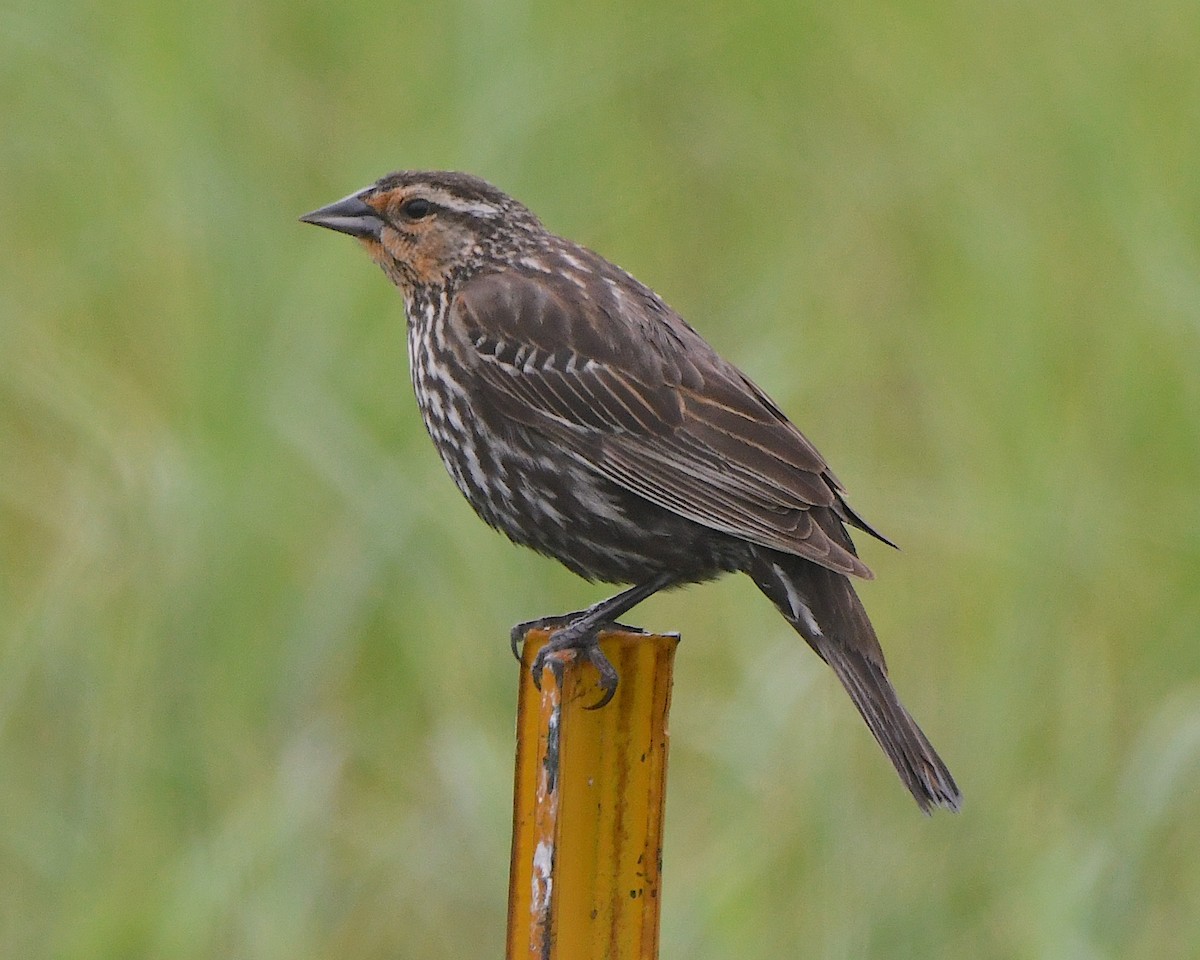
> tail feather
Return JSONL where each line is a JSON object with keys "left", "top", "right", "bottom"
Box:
{"left": 748, "top": 549, "right": 961, "bottom": 813}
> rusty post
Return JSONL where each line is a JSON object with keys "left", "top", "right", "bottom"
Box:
{"left": 506, "top": 629, "right": 680, "bottom": 960}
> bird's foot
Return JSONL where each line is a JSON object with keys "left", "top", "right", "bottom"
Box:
{"left": 509, "top": 614, "right": 644, "bottom": 662}
{"left": 528, "top": 619, "right": 626, "bottom": 709}
{"left": 510, "top": 578, "right": 671, "bottom": 708}
{"left": 512, "top": 613, "right": 646, "bottom": 709}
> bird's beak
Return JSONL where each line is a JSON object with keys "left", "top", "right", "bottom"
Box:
{"left": 299, "top": 191, "right": 385, "bottom": 240}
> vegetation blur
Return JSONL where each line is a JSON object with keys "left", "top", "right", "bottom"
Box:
{"left": 3, "top": 0, "right": 1198, "bottom": 956}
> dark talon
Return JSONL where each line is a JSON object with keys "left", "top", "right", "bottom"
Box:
{"left": 526, "top": 623, "right": 621, "bottom": 707}
{"left": 530, "top": 644, "right": 551, "bottom": 691}
{"left": 511, "top": 612, "right": 586, "bottom": 663}
{"left": 511, "top": 574, "right": 675, "bottom": 706}
{"left": 584, "top": 645, "right": 619, "bottom": 709}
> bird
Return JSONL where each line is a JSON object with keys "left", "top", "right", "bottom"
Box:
{"left": 301, "top": 170, "right": 960, "bottom": 813}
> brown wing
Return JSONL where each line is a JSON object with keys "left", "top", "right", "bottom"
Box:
{"left": 451, "top": 263, "right": 875, "bottom": 578}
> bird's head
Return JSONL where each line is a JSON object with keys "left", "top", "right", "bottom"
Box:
{"left": 300, "top": 170, "right": 542, "bottom": 293}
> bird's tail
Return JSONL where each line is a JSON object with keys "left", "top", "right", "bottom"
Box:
{"left": 747, "top": 548, "right": 961, "bottom": 813}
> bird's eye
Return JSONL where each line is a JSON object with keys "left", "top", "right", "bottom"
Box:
{"left": 400, "top": 198, "right": 434, "bottom": 220}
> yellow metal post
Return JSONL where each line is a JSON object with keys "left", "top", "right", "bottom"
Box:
{"left": 507, "top": 629, "right": 680, "bottom": 960}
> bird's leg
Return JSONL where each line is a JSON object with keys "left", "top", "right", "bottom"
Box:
{"left": 520, "top": 572, "right": 675, "bottom": 709}
{"left": 511, "top": 574, "right": 671, "bottom": 661}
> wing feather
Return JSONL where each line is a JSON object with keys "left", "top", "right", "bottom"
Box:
{"left": 451, "top": 267, "right": 875, "bottom": 577}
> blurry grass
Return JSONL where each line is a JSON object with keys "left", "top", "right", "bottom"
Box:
{"left": 2, "top": 0, "right": 1199, "bottom": 957}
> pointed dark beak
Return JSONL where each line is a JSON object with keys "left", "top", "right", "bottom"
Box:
{"left": 299, "top": 192, "right": 385, "bottom": 240}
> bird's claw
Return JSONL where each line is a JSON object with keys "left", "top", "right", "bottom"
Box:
{"left": 509, "top": 624, "right": 529, "bottom": 662}
{"left": 582, "top": 645, "right": 619, "bottom": 709}
{"left": 528, "top": 624, "right": 621, "bottom": 709}
{"left": 511, "top": 614, "right": 576, "bottom": 662}
{"left": 511, "top": 616, "right": 645, "bottom": 664}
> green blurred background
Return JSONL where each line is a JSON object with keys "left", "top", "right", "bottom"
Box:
{"left": 3, "top": 0, "right": 1199, "bottom": 956}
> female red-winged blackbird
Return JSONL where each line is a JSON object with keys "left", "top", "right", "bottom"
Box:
{"left": 302, "top": 171, "right": 960, "bottom": 812}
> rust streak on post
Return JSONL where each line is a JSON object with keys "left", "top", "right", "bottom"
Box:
{"left": 506, "top": 629, "right": 680, "bottom": 960}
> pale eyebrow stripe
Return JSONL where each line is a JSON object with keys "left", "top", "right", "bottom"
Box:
{"left": 423, "top": 188, "right": 503, "bottom": 218}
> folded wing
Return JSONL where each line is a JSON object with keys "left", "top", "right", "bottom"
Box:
{"left": 453, "top": 267, "right": 877, "bottom": 578}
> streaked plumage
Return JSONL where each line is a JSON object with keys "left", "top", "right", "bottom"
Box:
{"left": 301, "top": 170, "right": 960, "bottom": 812}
